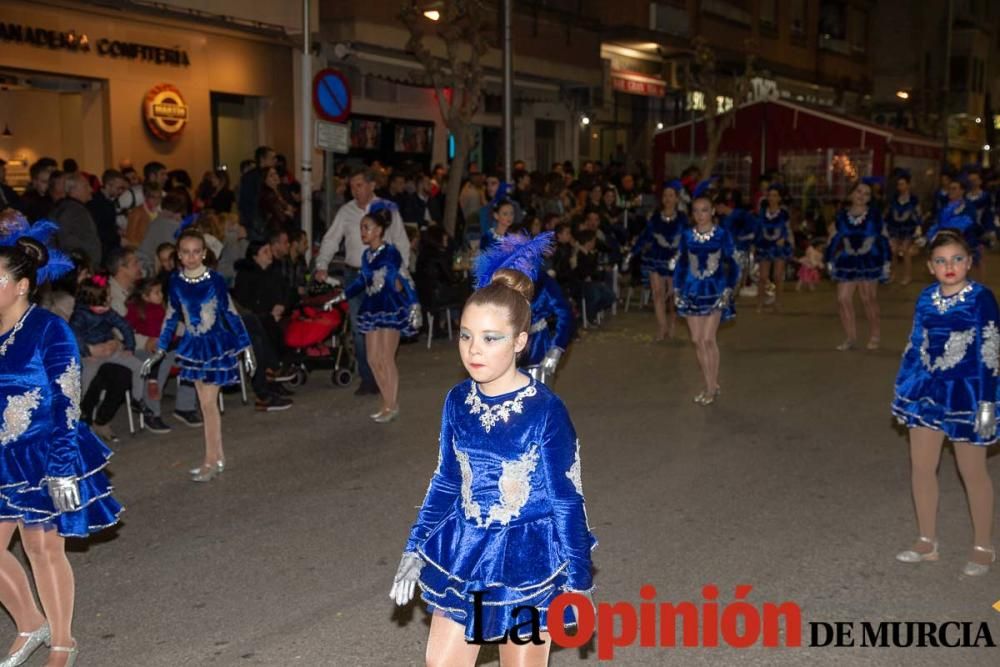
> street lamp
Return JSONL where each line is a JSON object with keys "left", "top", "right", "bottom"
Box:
{"left": 423, "top": 9, "right": 440, "bottom": 21}
{"left": 975, "top": 116, "right": 982, "bottom": 124}
{"left": 895, "top": 90, "right": 910, "bottom": 100}
{"left": 581, "top": 115, "right": 591, "bottom": 126}
{"left": 656, "top": 122, "right": 664, "bottom": 130}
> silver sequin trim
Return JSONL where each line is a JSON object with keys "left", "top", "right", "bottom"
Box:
{"left": 485, "top": 446, "right": 539, "bottom": 527}
{"left": 692, "top": 226, "right": 715, "bottom": 243}
{"left": 0, "top": 388, "right": 41, "bottom": 445}
{"left": 56, "top": 359, "right": 81, "bottom": 428}
{"left": 982, "top": 322, "right": 1000, "bottom": 376}
{"left": 464, "top": 383, "right": 538, "bottom": 433}
{"left": 920, "top": 327, "right": 976, "bottom": 372}
{"left": 367, "top": 267, "right": 387, "bottom": 296}
{"left": 454, "top": 446, "right": 482, "bottom": 522}
{"left": 183, "top": 297, "right": 217, "bottom": 336}
{"left": 931, "top": 283, "right": 974, "bottom": 314}
{"left": 689, "top": 250, "right": 721, "bottom": 279}
{"left": 843, "top": 237, "right": 876, "bottom": 256}
{"left": 566, "top": 439, "right": 583, "bottom": 496}
{"left": 653, "top": 233, "right": 677, "bottom": 249}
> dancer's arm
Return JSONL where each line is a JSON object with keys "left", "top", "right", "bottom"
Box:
{"left": 541, "top": 399, "right": 594, "bottom": 592}
{"left": 42, "top": 318, "right": 85, "bottom": 481}
{"left": 404, "top": 392, "right": 461, "bottom": 553}
{"left": 975, "top": 290, "right": 1000, "bottom": 436}
{"left": 156, "top": 278, "right": 183, "bottom": 351}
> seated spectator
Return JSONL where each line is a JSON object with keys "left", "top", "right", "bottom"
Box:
{"left": 233, "top": 241, "right": 289, "bottom": 358}
{"left": 70, "top": 273, "right": 147, "bottom": 439}
{"left": 415, "top": 226, "right": 467, "bottom": 336}
{"left": 138, "top": 192, "right": 185, "bottom": 275}
{"left": 287, "top": 230, "right": 309, "bottom": 300}
{"left": 193, "top": 211, "right": 225, "bottom": 263}
{"left": 573, "top": 229, "right": 615, "bottom": 324}
{"left": 549, "top": 223, "right": 575, "bottom": 292}
{"left": 124, "top": 181, "right": 162, "bottom": 247}
{"left": 18, "top": 160, "right": 54, "bottom": 222}
{"left": 217, "top": 213, "right": 248, "bottom": 284}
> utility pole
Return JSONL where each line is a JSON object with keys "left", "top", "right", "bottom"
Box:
{"left": 502, "top": 0, "right": 513, "bottom": 182}
{"left": 301, "top": 0, "right": 313, "bottom": 252}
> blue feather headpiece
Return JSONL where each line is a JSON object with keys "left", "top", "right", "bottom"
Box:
{"left": 0, "top": 213, "right": 73, "bottom": 284}
{"left": 367, "top": 199, "right": 399, "bottom": 216}
{"left": 861, "top": 176, "right": 884, "bottom": 187}
{"left": 490, "top": 181, "right": 512, "bottom": 208}
{"left": 692, "top": 177, "right": 717, "bottom": 198}
{"left": 663, "top": 179, "right": 684, "bottom": 193}
{"left": 173, "top": 213, "right": 198, "bottom": 240}
{"left": 474, "top": 232, "right": 554, "bottom": 289}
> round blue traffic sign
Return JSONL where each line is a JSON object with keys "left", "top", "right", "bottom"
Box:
{"left": 313, "top": 69, "right": 351, "bottom": 123}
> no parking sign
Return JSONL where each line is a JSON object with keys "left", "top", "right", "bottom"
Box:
{"left": 312, "top": 69, "right": 351, "bottom": 123}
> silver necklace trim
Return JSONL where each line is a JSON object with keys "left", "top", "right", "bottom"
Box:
{"left": 464, "top": 381, "right": 537, "bottom": 433}
{"left": 931, "top": 282, "right": 974, "bottom": 314}
{"left": 847, "top": 211, "right": 866, "bottom": 226}
{"left": 180, "top": 268, "right": 210, "bottom": 284}
{"left": 0, "top": 304, "right": 34, "bottom": 356}
{"left": 692, "top": 226, "right": 715, "bottom": 243}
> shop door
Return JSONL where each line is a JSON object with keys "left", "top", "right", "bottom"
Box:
{"left": 211, "top": 93, "right": 260, "bottom": 172}
{"left": 535, "top": 119, "right": 556, "bottom": 172}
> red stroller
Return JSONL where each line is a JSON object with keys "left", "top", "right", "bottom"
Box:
{"left": 283, "top": 284, "right": 355, "bottom": 387}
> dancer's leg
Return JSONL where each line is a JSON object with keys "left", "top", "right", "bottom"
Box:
{"left": 425, "top": 612, "right": 480, "bottom": 667}
{"left": 649, "top": 273, "right": 667, "bottom": 339}
{"left": 498, "top": 633, "right": 552, "bottom": 667}
{"left": 365, "top": 332, "right": 386, "bottom": 411}
{"left": 703, "top": 311, "right": 722, "bottom": 391}
{"left": 687, "top": 316, "right": 711, "bottom": 392}
{"left": 195, "top": 382, "right": 222, "bottom": 466}
{"left": 0, "top": 522, "right": 46, "bottom": 655}
{"left": 381, "top": 329, "right": 401, "bottom": 411}
{"left": 889, "top": 238, "right": 900, "bottom": 281}
{"left": 772, "top": 260, "right": 786, "bottom": 310}
{"left": 836, "top": 282, "right": 858, "bottom": 343}
{"left": 901, "top": 239, "right": 913, "bottom": 284}
{"left": 858, "top": 280, "right": 881, "bottom": 343}
{"left": 19, "top": 527, "right": 74, "bottom": 658}
{"left": 664, "top": 277, "right": 676, "bottom": 337}
{"left": 906, "top": 427, "right": 945, "bottom": 553}
{"left": 954, "top": 443, "right": 995, "bottom": 564}
{"left": 757, "top": 260, "right": 771, "bottom": 311}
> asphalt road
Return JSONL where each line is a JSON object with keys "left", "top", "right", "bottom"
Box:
{"left": 7, "top": 276, "right": 1000, "bottom": 666}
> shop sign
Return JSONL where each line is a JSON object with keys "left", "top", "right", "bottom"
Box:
{"left": 144, "top": 84, "right": 188, "bottom": 141}
{"left": 610, "top": 69, "right": 666, "bottom": 98}
{"left": 0, "top": 23, "right": 189, "bottom": 66}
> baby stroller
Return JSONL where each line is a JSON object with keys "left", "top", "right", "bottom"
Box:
{"left": 283, "top": 281, "right": 355, "bottom": 387}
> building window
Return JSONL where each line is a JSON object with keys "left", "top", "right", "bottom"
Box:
{"left": 950, "top": 55, "right": 969, "bottom": 92}
{"left": 760, "top": 0, "right": 778, "bottom": 34}
{"left": 847, "top": 7, "right": 867, "bottom": 54}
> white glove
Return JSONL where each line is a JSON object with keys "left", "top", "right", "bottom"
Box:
{"left": 541, "top": 347, "right": 563, "bottom": 376}
{"left": 323, "top": 294, "right": 346, "bottom": 312}
{"left": 389, "top": 552, "right": 425, "bottom": 606}
{"left": 620, "top": 253, "right": 632, "bottom": 273}
{"left": 140, "top": 349, "right": 166, "bottom": 378}
{"left": 242, "top": 347, "right": 256, "bottom": 377}
{"left": 565, "top": 588, "right": 596, "bottom": 622}
{"left": 46, "top": 477, "right": 81, "bottom": 513}
{"left": 975, "top": 401, "right": 996, "bottom": 439}
{"left": 408, "top": 303, "right": 423, "bottom": 331}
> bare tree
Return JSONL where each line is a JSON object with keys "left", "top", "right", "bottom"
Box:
{"left": 400, "top": 0, "right": 491, "bottom": 238}
{"left": 687, "top": 38, "right": 756, "bottom": 178}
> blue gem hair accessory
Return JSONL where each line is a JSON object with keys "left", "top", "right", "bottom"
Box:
{"left": 474, "top": 231, "right": 555, "bottom": 289}
{"left": 663, "top": 179, "right": 684, "bottom": 193}
{"left": 0, "top": 213, "right": 73, "bottom": 284}
{"left": 490, "top": 181, "right": 512, "bottom": 209}
{"left": 173, "top": 213, "right": 198, "bottom": 240}
{"left": 366, "top": 199, "right": 399, "bottom": 215}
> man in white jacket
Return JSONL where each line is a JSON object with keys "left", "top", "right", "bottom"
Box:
{"left": 314, "top": 167, "right": 410, "bottom": 396}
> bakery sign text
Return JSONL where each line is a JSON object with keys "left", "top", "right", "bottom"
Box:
{"left": 0, "top": 23, "right": 190, "bottom": 66}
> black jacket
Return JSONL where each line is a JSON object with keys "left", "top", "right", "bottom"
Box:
{"left": 233, "top": 259, "right": 288, "bottom": 316}
{"left": 87, "top": 192, "right": 122, "bottom": 261}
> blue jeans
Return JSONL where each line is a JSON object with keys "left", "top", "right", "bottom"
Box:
{"left": 343, "top": 267, "right": 375, "bottom": 387}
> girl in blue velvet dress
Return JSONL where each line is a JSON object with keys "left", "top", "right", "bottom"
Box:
{"left": 389, "top": 235, "right": 595, "bottom": 665}
{"left": 147, "top": 228, "right": 252, "bottom": 482}
{"left": 0, "top": 216, "right": 122, "bottom": 667}
{"left": 673, "top": 196, "right": 739, "bottom": 405}
{"left": 630, "top": 182, "right": 685, "bottom": 340}
{"left": 522, "top": 268, "right": 573, "bottom": 386}
{"left": 754, "top": 186, "right": 792, "bottom": 313}
{"left": 885, "top": 172, "right": 921, "bottom": 285}
{"left": 825, "top": 181, "right": 890, "bottom": 351}
{"left": 327, "top": 203, "right": 420, "bottom": 423}
{"left": 891, "top": 230, "right": 997, "bottom": 577}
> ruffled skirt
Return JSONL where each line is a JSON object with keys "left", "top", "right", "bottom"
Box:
{"left": 0, "top": 428, "right": 122, "bottom": 537}
{"left": 416, "top": 510, "right": 593, "bottom": 641}
{"left": 675, "top": 279, "right": 735, "bottom": 321}
{"left": 888, "top": 222, "right": 918, "bottom": 240}
{"left": 176, "top": 331, "right": 244, "bottom": 386}
{"left": 640, "top": 248, "right": 677, "bottom": 278}
{"left": 892, "top": 373, "right": 997, "bottom": 445}
{"left": 357, "top": 290, "right": 416, "bottom": 336}
{"left": 756, "top": 242, "right": 792, "bottom": 261}
{"left": 830, "top": 252, "right": 889, "bottom": 283}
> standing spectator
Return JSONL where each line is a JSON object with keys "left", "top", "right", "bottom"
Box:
{"left": 238, "top": 145, "right": 276, "bottom": 241}
{"left": 314, "top": 167, "right": 410, "bottom": 396}
{"left": 52, "top": 172, "right": 101, "bottom": 266}
{"left": 259, "top": 166, "right": 294, "bottom": 233}
{"left": 18, "top": 160, "right": 54, "bottom": 222}
{"left": 117, "top": 161, "right": 167, "bottom": 220}
{"left": 195, "top": 168, "right": 235, "bottom": 214}
{"left": 458, "top": 164, "right": 485, "bottom": 240}
{"left": 124, "top": 181, "right": 162, "bottom": 248}
{"left": 138, "top": 192, "right": 185, "bottom": 275}
{"left": 88, "top": 169, "right": 128, "bottom": 260}
{"left": 0, "top": 159, "right": 21, "bottom": 212}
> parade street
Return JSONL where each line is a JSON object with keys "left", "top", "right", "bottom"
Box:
{"left": 14, "top": 280, "right": 1000, "bottom": 667}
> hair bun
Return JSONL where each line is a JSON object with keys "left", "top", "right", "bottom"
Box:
{"left": 490, "top": 268, "right": 534, "bottom": 302}
{"left": 15, "top": 238, "right": 49, "bottom": 270}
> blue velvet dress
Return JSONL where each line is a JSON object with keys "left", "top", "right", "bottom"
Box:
{"left": 673, "top": 225, "right": 739, "bottom": 321}
{"left": 825, "top": 208, "right": 890, "bottom": 283}
{"left": 0, "top": 306, "right": 122, "bottom": 536}
{"left": 342, "top": 243, "right": 418, "bottom": 337}
{"left": 967, "top": 190, "right": 995, "bottom": 237}
{"left": 754, "top": 207, "right": 792, "bottom": 260}
{"left": 926, "top": 202, "right": 981, "bottom": 262}
{"left": 158, "top": 270, "right": 252, "bottom": 386}
{"left": 405, "top": 376, "right": 596, "bottom": 640}
{"left": 631, "top": 210, "right": 685, "bottom": 277}
{"left": 885, "top": 194, "right": 921, "bottom": 240}
{"left": 523, "top": 275, "right": 574, "bottom": 367}
{"left": 892, "top": 282, "right": 1000, "bottom": 445}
